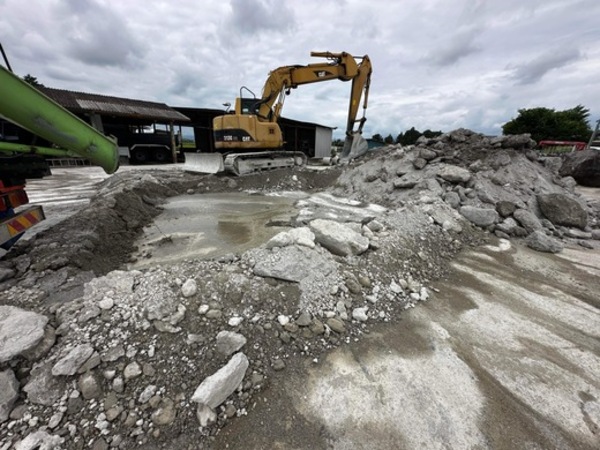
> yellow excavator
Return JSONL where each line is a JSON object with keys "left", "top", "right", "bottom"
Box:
{"left": 189, "top": 51, "right": 372, "bottom": 175}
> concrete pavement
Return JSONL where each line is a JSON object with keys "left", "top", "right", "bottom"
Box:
{"left": 217, "top": 241, "right": 600, "bottom": 449}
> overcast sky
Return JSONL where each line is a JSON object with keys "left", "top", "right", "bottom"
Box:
{"left": 2, "top": 0, "right": 599, "bottom": 139}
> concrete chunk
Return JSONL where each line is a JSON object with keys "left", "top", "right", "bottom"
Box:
{"left": 191, "top": 353, "right": 249, "bottom": 409}
{"left": 309, "top": 219, "right": 370, "bottom": 256}
{"left": 0, "top": 369, "right": 19, "bottom": 423}
{"left": 459, "top": 206, "right": 498, "bottom": 228}
{"left": 0, "top": 306, "right": 48, "bottom": 363}
{"left": 52, "top": 344, "right": 95, "bottom": 376}
{"left": 216, "top": 331, "right": 247, "bottom": 356}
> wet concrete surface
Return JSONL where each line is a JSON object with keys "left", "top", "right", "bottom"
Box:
{"left": 216, "top": 241, "right": 600, "bottom": 449}
{"left": 15, "top": 165, "right": 181, "bottom": 241}
{"left": 129, "top": 192, "right": 301, "bottom": 268}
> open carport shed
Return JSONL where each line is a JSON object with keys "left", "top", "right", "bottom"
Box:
{"left": 173, "top": 106, "right": 333, "bottom": 158}
{"left": 39, "top": 88, "right": 190, "bottom": 164}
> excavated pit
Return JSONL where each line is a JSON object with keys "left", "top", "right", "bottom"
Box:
{"left": 0, "top": 167, "right": 344, "bottom": 309}
{"left": 129, "top": 192, "right": 303, "bottom": 268}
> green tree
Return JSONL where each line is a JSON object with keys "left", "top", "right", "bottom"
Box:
{"left": 398, "top": 127, "right": 422, "bottom": 145}
{"left": 371, "top": 133, "right": 384, "bottom": 143}
{"left": 422, "top": 129, "right": 443, "bottom": 139}
{"left": 22, "top": 74, "right": 44, "bottom": 87}
{"left": 502, "top": 105, "right": 592, "bottom": 142}
{"left": 384, "top": 134, "right": 394, "bottom": 144}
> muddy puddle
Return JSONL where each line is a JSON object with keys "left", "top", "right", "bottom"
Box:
{"left": 129, "top": 192, "right": 304, "bottom": 268}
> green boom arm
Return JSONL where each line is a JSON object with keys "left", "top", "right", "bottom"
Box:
{"left": 0, "top": 65, "right": 119, "bottom": 174}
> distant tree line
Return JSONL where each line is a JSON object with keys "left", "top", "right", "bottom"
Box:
{"left": 365, "top": 104, "right": 594, "bottom": 147}
{"left": 502, "top": 105, "right": 592, "bottom": 143}
{"left": 369, "top": 127, "right": 443, "bottom": 146}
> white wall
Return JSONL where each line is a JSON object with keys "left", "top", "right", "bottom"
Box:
{"left": 314, "top": 126, "right": 333, "bottom": 158}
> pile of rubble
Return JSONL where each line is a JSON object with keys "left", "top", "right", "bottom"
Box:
{"left": 0, "top": 128, "right": 598, "bottom": 449}
{"left": 333, "top": 128, "right": 599, "bottom": 252}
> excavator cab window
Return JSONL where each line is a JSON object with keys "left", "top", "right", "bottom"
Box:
{"left": 240, "top": 98, "right": 261, "bottom": 115}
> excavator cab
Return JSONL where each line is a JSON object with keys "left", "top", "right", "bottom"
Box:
{"left": 215, "top": 86, "right": 284, "bottom": 151}
{"left": 213, "top": 96, "right": 284, "bottom": 151}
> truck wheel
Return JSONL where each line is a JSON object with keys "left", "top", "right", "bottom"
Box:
{"left": 154, "top": 148, "right": 171, "bottom": 163}
{"left": 130, "top": 148, "right": 148, "bottom": 164}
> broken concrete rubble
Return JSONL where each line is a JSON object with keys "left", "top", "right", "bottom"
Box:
{"left": 252, "top": 245, "right": 336, "bottom": 282}
{"left": 438, "top": 165, "right": 472, "bottom": 183}
{"left": 266, "top": 226, "right": 316, "bottom": 249}
{"left": 309, "top": 218, "right": 370, "bottom": 256}
{"left": 537, "top": 193, "right": 588, "bottom": 229}
{"left": 513, "top": 209, "right": 543, "bottom": 233}
{"left": 14, "top": 430, "right": 64, "bottom": 450}
{"left": 333, "top": 128, "right": 597, "bottom": 253}
{"left": 51, "top": 344, "right": 95, "bottom": 376}
{"left": 559, "top": 149, "right": 600, "bottom": 187}
{"left": 525, "top": 230, "right": 564, "bottom": 253}
{"left": 191, "top": 352, "right": 249, "bottom": 410}
{"left": 216, "top": 331, "right": 247, "bottom": 356}
{"left": 0, "top": 129, "right": 597, "bottom": 449}
{"left": 0, "top": 306, "right": 48, "bottom": 363}
{"left": 0, "top": 369, "right": 19, "bottom": 423}
{"left": 22, "top": 363, "right": 62, "bottom": 406}
{"left": 459, "top": 206, "right": 499, "bottom": 228}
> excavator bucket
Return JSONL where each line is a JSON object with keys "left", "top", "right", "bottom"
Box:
{"left": 340, "top": 132, "right": 369, "bottom": 161}
{"left": 182, "top": 152, "right": 225, "bottom": 174}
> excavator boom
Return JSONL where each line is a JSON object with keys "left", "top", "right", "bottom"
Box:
{"left": 0, "top": 65, "right": 119, "bottom": 174}
{"left": 256, "top": 52, "right": 364, "bottom": 122}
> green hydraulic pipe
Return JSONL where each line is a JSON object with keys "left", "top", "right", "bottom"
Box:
{"left": 0, "top": 65, "right": 119, "bottom": 174}
{"left": 0, "top": 141, "right": 81, "bottom": 157}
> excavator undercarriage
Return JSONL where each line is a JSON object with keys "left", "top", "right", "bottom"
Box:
{"left": 223, "top": 151, "right": 307, "bottom": 176}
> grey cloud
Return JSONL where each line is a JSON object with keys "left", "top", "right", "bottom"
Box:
{"left": 511, "top": 47, "right": 582, "bottom": 85}
{"left": 229, "top": 0, "right": 295, "bottom": 35}
{"left": 45, "top": 66, "right": 87, "bottom": 83}
{"left": 428, "top": 27, "right": 481, "bottom": 67}
{"left": 58, "top": 0, "right": 145, "bottom": 67}
{"left": 168, "top": 71, "right": 205, "bottom": 96}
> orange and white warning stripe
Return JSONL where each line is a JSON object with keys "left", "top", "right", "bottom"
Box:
{"left": 0, "top": 206, "right": 45, "bottom": 246}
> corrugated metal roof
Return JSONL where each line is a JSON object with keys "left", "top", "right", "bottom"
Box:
{"left": 40, "top": 87, "right": 190, "bottom": 122}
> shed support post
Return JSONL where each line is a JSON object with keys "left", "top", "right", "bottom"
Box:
{"left": 170, "top": 121, "right": 177, "bottom": 163}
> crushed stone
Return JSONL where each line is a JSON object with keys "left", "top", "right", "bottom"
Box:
{"left": 0, "top": 129, "right": 598, "bottom": 449}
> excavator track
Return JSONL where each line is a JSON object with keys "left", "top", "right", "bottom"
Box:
{"left": 223, "top": 151, "right": 307, "bottom": 176}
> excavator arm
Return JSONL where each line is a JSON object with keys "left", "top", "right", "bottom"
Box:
{"left": 344, "top": 53, "right": 371, "bottom": 136}
{"left": 209, "top": 51, "right": 372, "bottom": 172}
{"left": 255, "top": 51, "right": 365, "bottom": 124}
